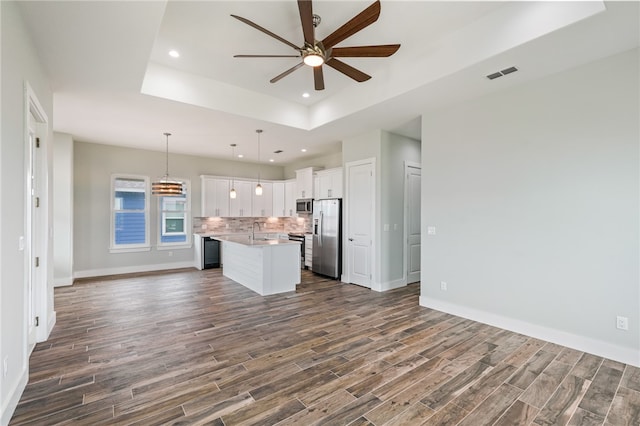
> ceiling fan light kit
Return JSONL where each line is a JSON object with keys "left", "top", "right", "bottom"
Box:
{"left": 232, "top": 0, "right": 400, "bottom": 91}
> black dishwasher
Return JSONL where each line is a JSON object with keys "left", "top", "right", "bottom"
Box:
{"left": 203, "top": 237, "right": 220, "bottom": 269}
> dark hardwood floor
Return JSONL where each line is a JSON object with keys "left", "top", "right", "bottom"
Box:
{"left": 10, "top": 268, "right": 640, "bottom": 425}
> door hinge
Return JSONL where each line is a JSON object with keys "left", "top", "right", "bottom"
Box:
{"left": 35, "top": 316, "right": 39, "bottom": 327}
{"left": 36, "top": 137, "right": 40, "bottom": 148}
{"left": 35, "top": 257, "right": 40, "bottom": 267}
{"left": 35, "top": 197, "right": 40, "bottom": 208}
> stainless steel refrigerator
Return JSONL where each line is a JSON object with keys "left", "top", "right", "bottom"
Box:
{"left": 312, "top": 198, "right": 342, "bottom": 279}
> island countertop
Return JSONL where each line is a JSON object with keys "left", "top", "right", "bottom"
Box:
{"left": 212, "top": 235, "right": 300, "bottom": 247}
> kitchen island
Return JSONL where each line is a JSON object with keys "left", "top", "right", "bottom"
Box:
{"left": 213, "top": 236, "right": 301, "bottom": 296}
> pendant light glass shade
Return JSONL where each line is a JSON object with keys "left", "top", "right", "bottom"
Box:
{"left": 255, "top": 129, "right": 263, "bottom": 196}
{"left": 152, "top": 133, "right": 184, "bottom": 196}
{"left": 229, "top": 144, "right": 237, "bottom": 199}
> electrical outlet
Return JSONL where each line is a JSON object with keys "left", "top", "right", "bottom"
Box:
{"left": 440, "top": 281, "right": 447, "bottom": 291}
{"left": 616, "top": 316, "right": 629, "bottom": 331}
{"left": 427, "top": 226, "right": 436, "bottom": 235}
{"left": 201, "top": 224, "right": 207, "bottom": 230}
{"left": 168, "top": 251, "right": 173, "bottom": 257}
{"left": 3, "top": 356, "right": 8, "bottom": 377}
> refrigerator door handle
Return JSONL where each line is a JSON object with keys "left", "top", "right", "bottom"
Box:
{"left": 319, "top": 211, "right": 323, "bottom": 246}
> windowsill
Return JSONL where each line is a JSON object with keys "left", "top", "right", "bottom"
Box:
{"left": 156, "top": 243, "right": 192, "bottom": 251}
{"left": 109, "top": 246, "right": 151, "bottom": 254}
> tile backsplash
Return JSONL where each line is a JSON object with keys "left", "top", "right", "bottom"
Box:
{"left": 193, "top": 215, "right": 311, "bottom": 235}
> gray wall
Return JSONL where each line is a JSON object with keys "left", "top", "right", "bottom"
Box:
{"left": 283, "top": 151, "right": 343, "bottom": 179}
{"left": 73, "top": 141, "right": 285, "bottom": 275}
{"left": 53, "top": 132, "right": 73, "bottom": 286}
{"left": 420, "top": 48, "right": 639, "bottom": 366}
{"left": 1, "top": 1, "right": 54, "bottom": 422}
{"left": 380, "top": 132, "right": 421, "bottom": 287}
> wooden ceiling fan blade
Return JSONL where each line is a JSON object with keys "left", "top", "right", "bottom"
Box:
{"left": 270, "top": 62, "right": 305, "bottom": 83}
{"left": 314, "top": 66, "right": 325, "bottom": 91}
{"left": 322, "top": 0, "right": 381, "bottom": 49}
{"left": 331, "top": 44, "right": 400, "bottom": 58}
{"left": 325, "top": 58, "right": 371, "bottom": 82}
{"left": 298, "top": 0, "right": 315, "bottom": 46}
{"left": 231, "top": 14, "right": 300, "bottom": 51}
{"left": 234, "top": 55, "right": 300, "bottom": 58}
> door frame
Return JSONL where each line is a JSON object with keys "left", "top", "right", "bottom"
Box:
{"left": 343, "top": 157, "right": 376, "bottom": 287}
{"left": 24, "top": 82, "right": 50, "bottom": 350}
{"left": 403, "top": 161, "right": 421, "bottom": 284}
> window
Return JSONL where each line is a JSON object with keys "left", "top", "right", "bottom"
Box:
{"left": 110, "top": 175, "right": 150, "bottom": 252}
{"left": 158, "top": 179, "right": 191, "bottom": 249}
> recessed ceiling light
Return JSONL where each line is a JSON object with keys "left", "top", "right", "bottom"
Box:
{"left": 269, "top": 159, "right": 274, "bottom": 162}
{"left": 168, "top": 50, "right": 180, "bottom": 58}
{"left": 301, "top": 148, "right": 307, "bottom": 152}
{"left": 302, "top": 92, "right": 310, "bottom": 98}
{"left": 237, "top": 154, "right": 244, "bottom": 158}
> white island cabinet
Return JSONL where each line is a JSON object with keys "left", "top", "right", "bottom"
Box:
{"left": 214, "top": 236, "right": 301, "bottom": 296}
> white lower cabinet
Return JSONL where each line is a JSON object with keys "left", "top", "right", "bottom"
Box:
{"left": 305, "top": 234, "right": 313, "bottom": 269}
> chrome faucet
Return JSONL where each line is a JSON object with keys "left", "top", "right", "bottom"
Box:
{"left": 251, "top": 221, "right": 260, "bottom": 240}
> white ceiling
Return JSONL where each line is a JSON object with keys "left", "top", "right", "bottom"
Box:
{"left": 17, "top": 1, "right": 640, "bottom": 165}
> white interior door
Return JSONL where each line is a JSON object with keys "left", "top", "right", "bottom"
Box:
{"left": 346, "top": 160, "right": 375, "bottom": 288}
{"left": 26, "top": 85, "right": 50, "bottom": 349}
{"left": 405, "top": 163, "right": 421, "bottom": 284}
{"left": 26, "top": 122, "right": 41, "bottom": 353}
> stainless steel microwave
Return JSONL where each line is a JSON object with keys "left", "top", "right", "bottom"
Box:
{"left": 296, "top": 198, "right": 313, "bottom": 214}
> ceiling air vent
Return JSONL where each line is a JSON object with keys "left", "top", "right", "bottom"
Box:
{"left": 486, "top": 66, "right": 518, "bottom": 80}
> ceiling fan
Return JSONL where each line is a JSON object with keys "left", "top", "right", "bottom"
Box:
{"left": 231, "top": 0, "right": 400, "bottom": 91}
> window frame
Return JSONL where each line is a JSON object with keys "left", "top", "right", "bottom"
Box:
{"left": 156, "top": 178, "right": 192, "bottom": 250}
{"left": 110, "top": 174, "right": 151, "bottom": 253}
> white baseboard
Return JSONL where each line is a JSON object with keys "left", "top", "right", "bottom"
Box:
{"left": 1, "top": 366, "right": 28, "bottom": 426}
{"left": 373, "top": 278, "right": 406, "bottom": 292}
{"left": 47, "top": 310, "right": 56, "bottom": 338}
{"left": 54, "top": 276, "right": 73, "bottom": 287}
{"left": 74, "top": 261, "right": 196, "bottom": 279}
{"left": 420, "top": 296, "right": 640, "bottom": 368}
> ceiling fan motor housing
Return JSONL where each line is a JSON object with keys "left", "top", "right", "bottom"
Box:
{"left": 232, "top": 0, "right": 400, "bottom": 90}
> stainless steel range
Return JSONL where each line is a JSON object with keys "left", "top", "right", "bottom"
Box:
{"left": 287, "top": 233, "right": 306, "bottom": 269}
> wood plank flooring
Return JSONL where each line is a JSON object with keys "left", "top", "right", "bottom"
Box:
{"left": 10, "top": 268, "right": 640, "bottom": 425}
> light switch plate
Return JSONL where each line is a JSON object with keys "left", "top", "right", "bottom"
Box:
{"left": 427, "top": 226, "right": 436, "bottom": 235}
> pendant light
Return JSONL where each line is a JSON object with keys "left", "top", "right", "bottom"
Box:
{"left": 255, "top": 129, "right": 263, "bottom": 196}
{"left": 152, "top": 132, "right": 183, "bottom": 196}
{"left": 229, "top": 144, "right": 237, "bottom": 199}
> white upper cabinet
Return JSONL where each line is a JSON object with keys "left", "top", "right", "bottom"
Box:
{"left": 229, "top": 180, "right": 253, "bottom": 217}
{"left": 201, "top": 176, "right": 230, "bottom": 217}
{"left": 272, "top": 181, "right": 285, "bottom": 217}
{"left": 314, "top": 167, "right": 343, "bottom": 199}
{"left": 295, "top": 167, "right": 318, "bottom": 199}
{"left": 284, "top": 179, "right": 296, "bottom": 217}
{"left": 252, "top": 181, "right": 273, "bottom": 217}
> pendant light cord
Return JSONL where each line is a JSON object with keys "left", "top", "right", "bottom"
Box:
{"left": 164, "top": 132, "right": 171, "bottom": 178}
{"left": 256, "top": 129, "right": 262, "bottom": 182}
